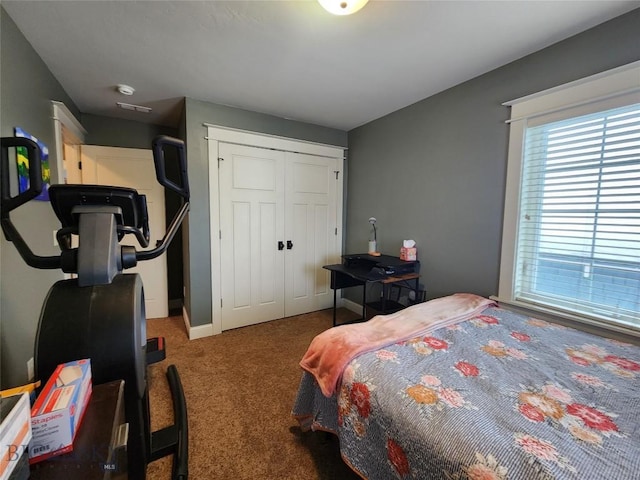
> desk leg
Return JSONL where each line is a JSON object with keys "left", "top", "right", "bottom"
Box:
{"left": 333, "top": 287, "right": 337, "bottom": 327}
{"left": 382, "top": 283, "right": 388, "bottom": 313}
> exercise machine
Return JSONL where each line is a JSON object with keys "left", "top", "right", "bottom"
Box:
{"left": 1, "top": 135, "right": 190, "bottom": 479}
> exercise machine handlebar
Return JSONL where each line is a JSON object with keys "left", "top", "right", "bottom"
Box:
{"left": 0, "top": 137, "right": 62, "bottom": 270}
{"left": 1, "top": 137, "right": 43, "bottom": 210}
{"left": 0, "top": 135, "right": 191, "bottom": 274}
{"left": 153, "top": 135, "right": 189, "bottom": 200}
{"left": 137, "top": 135, "right": 190, "bottom": 262}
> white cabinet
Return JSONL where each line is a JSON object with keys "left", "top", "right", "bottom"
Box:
{"left": 208, "top": 127, "right": 344, "bottom": 332}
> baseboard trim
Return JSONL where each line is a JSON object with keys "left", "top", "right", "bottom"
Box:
{"left": 341, "top": 298, "right": 362, "bottom": 315}
{"left": 182, "top": 305, "right": 215, "bottom": 340}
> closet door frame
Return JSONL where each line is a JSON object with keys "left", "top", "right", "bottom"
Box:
{"left": 207, "top": 125, "right": 345, "bottom": 335}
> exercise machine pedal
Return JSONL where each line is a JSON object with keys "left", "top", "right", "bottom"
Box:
{"left": 146, "top": 337, "right": 167, "bottom": 365}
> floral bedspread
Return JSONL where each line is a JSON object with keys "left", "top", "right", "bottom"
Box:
{"left": 292, "top": 306, "right": 640, "bottom": 479}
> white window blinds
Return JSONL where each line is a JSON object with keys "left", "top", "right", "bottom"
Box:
{"left": 516, "top": 104, "right": 640, "bottom": 326}
{"left": 497, "top": 61, "right": 640, "bottom": 336}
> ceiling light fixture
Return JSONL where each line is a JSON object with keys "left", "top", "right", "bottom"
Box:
{"left": 318, "top": 0, "right": 369, "bottom": 16}
{"left": 116, "top": 101, "right": 152, "bottom": 113}
{"left": 116, "top": 84, "right": 135, "bottom": 96}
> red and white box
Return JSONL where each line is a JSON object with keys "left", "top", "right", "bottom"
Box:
{"left": 29, "top": 359, "right": 92, "bottom": 464}
{"left": 400, "top": 247, "right": 417, "bottom": 261}
{"left": 0, "top": 392, "right": 31, "bottom": 480}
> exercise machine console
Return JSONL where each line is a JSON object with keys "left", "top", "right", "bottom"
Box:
{"left": 1, "top": 135, "right": 190, "bottom": 479}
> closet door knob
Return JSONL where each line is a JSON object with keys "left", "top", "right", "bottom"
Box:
{"left": 278, "top": 241, "right": 285, "bottom": 250}
{"left": 287, "top": 240, "right": 293, "bottom": 250}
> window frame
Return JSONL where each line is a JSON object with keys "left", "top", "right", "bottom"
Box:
{"left": 496, "top": 61, "right": 640, "bottom": 337}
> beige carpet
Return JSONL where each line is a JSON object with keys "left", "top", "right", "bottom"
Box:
{"left": 145, "top": 308, "right": 362, "bottom": 480}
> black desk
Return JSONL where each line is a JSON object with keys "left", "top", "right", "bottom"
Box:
{"left": 30, "top": 380, "right": 127, "bottom": 480}
{"left": 324, "top": 254, "right": 420, "bottom": 326}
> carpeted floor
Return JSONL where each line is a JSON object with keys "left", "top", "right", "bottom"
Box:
{"left": 145, "top": 308, "right": 362, "bottom": 480}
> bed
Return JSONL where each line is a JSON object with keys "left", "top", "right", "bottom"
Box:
{"left": 292, "top": 294, "right": 640, "bottom": 479}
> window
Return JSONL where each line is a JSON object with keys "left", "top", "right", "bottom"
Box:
{"left": 498, "top": 62, "right": 640, "bottom": 335}
{"left": 518, "top": 104, "right": 639, "bottom": 322}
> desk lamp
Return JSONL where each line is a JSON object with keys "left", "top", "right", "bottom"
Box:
{"left": 368, "top": 217, "right": 380, "bottom": 256}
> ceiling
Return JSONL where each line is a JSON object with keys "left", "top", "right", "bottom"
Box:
{"left": 3, "top": 1, "right": 638, "bottom": 131}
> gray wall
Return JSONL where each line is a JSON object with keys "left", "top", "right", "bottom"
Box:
{"left": 82, "top": 113, "right": 178, "bottom": 149}
{"left": 346, "top": 8, "right": 640, "bottom": 302}
{"left": 183, "top": 99, "right": 348, "bottom": 327}
{"left": 0, "top": 7, "right": 78, "bottom": 388}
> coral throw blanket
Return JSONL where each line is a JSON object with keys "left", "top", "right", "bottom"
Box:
{"left": 300, "top": 293, "right": 496, "bottom": 397}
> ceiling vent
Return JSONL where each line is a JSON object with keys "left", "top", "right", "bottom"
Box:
{"left": 116, "top": 102, "right": 152, "bottom": 113}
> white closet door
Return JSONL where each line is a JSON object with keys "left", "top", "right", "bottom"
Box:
{"left": 284, "top": 152, "right": 337, "bottom": 317}
{"left": 219, "top": 143, "right": 286, "bottom": 330}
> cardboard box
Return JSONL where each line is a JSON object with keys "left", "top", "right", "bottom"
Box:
{"left": 400, "top": 247, "right": 417, "bottom": 261}
{"left": 0, "top": 393, "right": 31, "bottom": 480}
{"left": 29, "top": 359, "right": 92, "bottom": 464}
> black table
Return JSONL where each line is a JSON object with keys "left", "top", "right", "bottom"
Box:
{"left": 30, "top": 380, "right": 127, "bottom": 480}
{"left": 324, "top": 254, "right": 420, "bottom": 326}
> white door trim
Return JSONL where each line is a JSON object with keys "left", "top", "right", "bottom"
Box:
{"left": 207, "top": 125, "right": 345, "bottom": 336}
{"left": 205, "top": 124, "right": 347, "bottom": 157}
{"left": 51, "top": 101, "right": 86, "bottom": 184}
